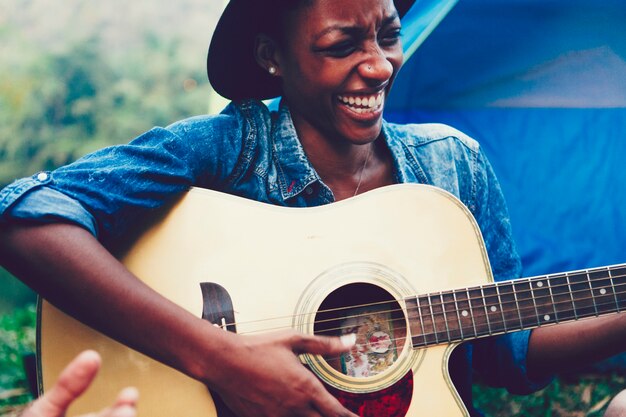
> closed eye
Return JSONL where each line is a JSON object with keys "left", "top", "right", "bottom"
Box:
{"left": 379, "top": 27, "right": 402, "bottom": 47}
{"left": 323, "top": 41, "right": 357, "bottom": 58}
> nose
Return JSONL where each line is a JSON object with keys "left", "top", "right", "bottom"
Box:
{"left": 358, "top": 47, "right": 394, "bottom": 84}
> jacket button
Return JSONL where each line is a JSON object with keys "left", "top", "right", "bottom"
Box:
{"left": 36, "top": 172, "right": 49, "bottom": 182}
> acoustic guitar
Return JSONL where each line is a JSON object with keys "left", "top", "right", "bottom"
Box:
{"left": 37, "top": 184, "right": 626, "bottom": 416}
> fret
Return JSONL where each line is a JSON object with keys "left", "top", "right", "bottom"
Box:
{"left": 428, "top": 293, "right": 449, "bottom": 343}
{"left": 468, "top": 287, "right": 491, "bottom": 337}
{"left": 529, "top": 276, "right": 555, "bottom": 325}
{"left": 456, "top": 289, "right": 478, "bottom": 339}
{"left": 417, "top": 295, "right": 438, "bottom": 345}
{"left": 588, "top": 267, "right": 617, "bottom": 315}
{"left": 494, "top": 283, "right": 508, "bottom": 332}
{"left": 529, "top": 280, "right": 541, "bottom": 323}
{"left": 438, "top": 293, "right": 451, "bottom": 342}
{"left": 545, "top": 275, "right": 560, "bottom": 323}
{"left": 567, "top": 271, "right": 596, "bottom": 319}
{"left": 547, "top": 274, "right": 574, "bottom": 322}
{"left": 481, "top": 284, "right": 503, "bottom": 334}
{"left": 586, "top": 269, "right": 600, "bottom": 316}
{"left": 405, "top": 297, "right": 426, "bottom": 347}
{"left": 451, "top": 291, "right": 466, "bottom": 340}
{"left": 609, "top": 265, "right": 626, "bottom": 311}
{"left": 511, "top": 282, "right": 525, "bottom": 329}
{"left": 442, "top": 290, "right": 463, "bottom": 341}
{"left": 496, "top": 281, "right": 522, "bottom": 331}
{"left": 478, "top": 287, "right": 493, "bottom": 335}
{"left": 512, "top": 279, "right": 539, "bottom": 328}
{"left": 565, "top": 273, "right": 579, "bottom": 320}
{"left": 416, "top": 297, "right": 427, "bottom": 345}
{"left": 609, "top": 269, "right": 621, "bottom": 312}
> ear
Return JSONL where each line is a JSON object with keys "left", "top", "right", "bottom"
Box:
{"left": 254, "top": 33, "right": 282, "bottom": 76}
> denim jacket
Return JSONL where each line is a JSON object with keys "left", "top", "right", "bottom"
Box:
{"left": 0, "top": 99, "right": 549, "bottom": 413}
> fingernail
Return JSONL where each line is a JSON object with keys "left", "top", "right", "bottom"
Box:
{"left": 340, "top": 333, "right": 357, "bottom": 348}
{"left": 119, "top": 386, "right": 140, "bottom": 401}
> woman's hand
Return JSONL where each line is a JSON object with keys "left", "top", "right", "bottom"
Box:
{"left": 209, "top": 330, "right": 358, "bottom": 417}
{"left": 1, "top": 223, "right": 356, "bottom": 417}
{"left": 21, "top": 350, "right": 138, "bottom": 417}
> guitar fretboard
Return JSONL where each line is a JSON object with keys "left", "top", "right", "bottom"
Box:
{"left": 406, "top": 264, "right": 626, "bottom": 348}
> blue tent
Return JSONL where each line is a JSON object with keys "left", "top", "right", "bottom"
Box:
{"left": 390, "top": 0, "right": 626, "bottom": 279}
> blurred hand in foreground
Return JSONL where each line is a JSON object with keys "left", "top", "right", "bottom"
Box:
{"left": 21, "top": 350, "right": 138, "bottom": 417}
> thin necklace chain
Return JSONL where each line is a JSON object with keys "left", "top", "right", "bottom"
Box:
{"left": 353, "top": 145, "right": 372, "bottom": 196}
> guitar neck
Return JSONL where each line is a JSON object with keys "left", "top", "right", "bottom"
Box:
{"left": 406, "top": 264, "right": 626, "bottom": 348}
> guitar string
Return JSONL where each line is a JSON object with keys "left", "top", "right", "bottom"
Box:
{"left": 246, "top": 288, "right": 624, "bottom": 340}
{"left": 319, "top": 291, "right": 626, "bottom": 362}
{"left": 221, "top": 292, "right": 626, "bottom": 360}
{"left": 225, "top": 270, "right": 626, "bottom": 365}
{"left": 304, "top": 291, "right": 626, "bottom": 363}
{"left": 222, "top": 278, "right": 626, "bottom": 337}
{"left": 221, "top": 293, "right": 626, "bottom": 366}
{"left": 316, "top": 291, "right": 626, "bottom": 349}
{"left": 229, "top": 268, "right": 626, "bottom": 329}
{"left": 230, "top": 290, "right": 626, "bottom": 349}
{"left": 298, "top": 293, "right": 626, "bottom": 365}
{"left": 215, "top": 271, "right": 626, "bottom": 333}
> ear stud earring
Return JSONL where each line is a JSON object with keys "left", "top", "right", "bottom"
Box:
{"left": 268, "top": 66, "right": 277, "bottom": 75}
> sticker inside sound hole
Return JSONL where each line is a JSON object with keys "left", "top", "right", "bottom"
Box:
{"left": 314, "top": 283, "right": 407, "bottom": 379}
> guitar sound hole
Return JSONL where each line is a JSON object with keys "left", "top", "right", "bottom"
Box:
{"left": 314, "top": 283, "right": 406, "bottom": 379}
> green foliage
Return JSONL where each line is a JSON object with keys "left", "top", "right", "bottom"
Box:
{"left": 0, "top": 304, "right": 36, "bottom": 414}
{"left": 0, "top": 269, "right": 35, "bottom": 315}
{"left": 474, "top": 373, "right": 624, "bottom": 416}
{"left": 0, "top": 30, "right": 211, "bottom": 187}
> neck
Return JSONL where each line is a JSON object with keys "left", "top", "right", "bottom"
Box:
{"left": 288, "top": 110, "right": 394, "bottom": 200}
{"left": 406, "top": 264, "right": 626, "bottom": 348}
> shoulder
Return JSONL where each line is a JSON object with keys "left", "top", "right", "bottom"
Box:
{"left": 383, "top": 121, "right": 489, "bottom": 210}
{"left": 383, "top": 121, "right": 480, "bottom": 154}
{"left": 165, "top": 99, "right": 273, "bottom": 140}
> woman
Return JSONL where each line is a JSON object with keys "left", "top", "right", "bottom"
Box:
{"left": 2, "top": 0, "right": 626, "bottom": 416}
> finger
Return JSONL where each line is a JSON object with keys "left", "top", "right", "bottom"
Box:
{"left": 311, "top": 386, "right": 359, "bottom": 417}
{"left": 96, "top": 404, "right": 137, "bottom": 417}
{"left": 93, "top": 387, "right": 138, "bottom": 417}
{"left": 291, "top": 333, "right": 356, "bottom": 355}
{"left": 29, "top": 350, "right": 102, "bottom": 416}
{"left": 111, "top": 387, "right": 139, "bottom": 408}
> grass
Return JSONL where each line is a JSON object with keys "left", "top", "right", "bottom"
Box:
{"left": 0, "top": 304, "right": 622, "bottom": 416}
{"left": 0, "top": 304, "right": 36, "bottom": 416}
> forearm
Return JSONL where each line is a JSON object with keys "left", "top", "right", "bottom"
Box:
{"left": 0, "top": 221, "right": 226, "bottom": 383}
{"left": 527, "top": 313, "right": 626, "bottom": 380}
{"left": 1, "top": 221, "right": 360, "bottom": 417}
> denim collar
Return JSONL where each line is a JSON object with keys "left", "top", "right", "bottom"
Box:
{"left": 271, "top": 103, "right": 322, "bottom": 201}
{"left": 270, "top": 102, "right": 422, "bottom": 202}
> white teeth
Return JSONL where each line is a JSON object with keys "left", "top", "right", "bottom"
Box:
{"left": 337, "top": 91, "right": 384, "bottom": 113}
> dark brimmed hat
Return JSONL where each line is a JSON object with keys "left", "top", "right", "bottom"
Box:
{"left": 208, "top": 0, "right": 416, "bottom": 101}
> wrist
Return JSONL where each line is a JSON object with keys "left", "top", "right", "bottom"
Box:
{"left": 181, "top": 320, "right": 242, "bottom": 386}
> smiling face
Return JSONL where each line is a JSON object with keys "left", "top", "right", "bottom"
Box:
{"left": 264, "top": 0, "right": 404, "bottom": 149}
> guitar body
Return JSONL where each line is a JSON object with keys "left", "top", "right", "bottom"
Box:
{"left": 38, "top": 184, "right": 494, "bottom": 416}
